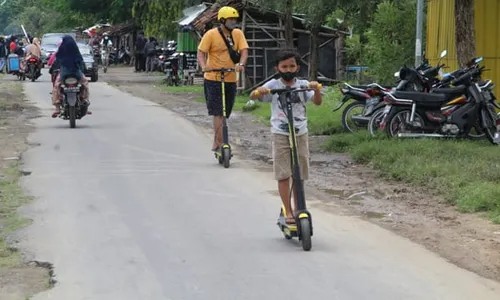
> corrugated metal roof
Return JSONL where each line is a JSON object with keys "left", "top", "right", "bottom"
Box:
{"left": 178, "top": 4, "right": 209, "bottom": 26}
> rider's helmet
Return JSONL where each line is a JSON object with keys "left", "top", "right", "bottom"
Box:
{"left": 217, "top": 6, "right": 239, "bottom": 20}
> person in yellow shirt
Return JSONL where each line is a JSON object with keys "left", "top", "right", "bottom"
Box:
{"left": 197, "top": 6, "right": 249, "bottom": 152}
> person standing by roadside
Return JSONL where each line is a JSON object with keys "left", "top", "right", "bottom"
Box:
{"left": 144, "top": 37, "right": 156, "bottom": 72}
{"left": 9, "top": 37, "right": 17, "bottom": 54}
{"left": 0, "top": 36, "right": 6, "bottom": 73}
{"left": 134, "top": 31, "right": 146, "bottom": 72}
{"left": 197, "top": 6, "right": 249, "bottom": 152}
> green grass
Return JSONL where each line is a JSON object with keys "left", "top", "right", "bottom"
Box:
{"left": 158, "top": 85, "right": 204, "bottom": 94}
{"left": 0, "top": 164, "right": 32, "bottom": 268}
{"left": 323, "top": 132, "right": 500, "bottom": 223}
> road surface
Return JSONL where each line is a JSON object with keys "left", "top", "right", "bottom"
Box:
{"left": 17, "top": 73, "right": 500, "bottom": 299}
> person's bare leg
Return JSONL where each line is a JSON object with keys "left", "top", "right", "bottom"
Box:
{"left": 278, "top": 178, "right": 294, "bottom": 223}
{"left": 212, "top": 116, "right": 223, "bottom": 150}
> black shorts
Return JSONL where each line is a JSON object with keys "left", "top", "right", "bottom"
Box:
{"left": 203, "top": 79, "right": 236, "bottom": 118}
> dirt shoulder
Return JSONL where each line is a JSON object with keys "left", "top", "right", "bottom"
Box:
{"left": 0, "top": 76, "right": 52, "bottom": 299}
{"left": 101, "top": 68, "right": 500, "bottom": 282}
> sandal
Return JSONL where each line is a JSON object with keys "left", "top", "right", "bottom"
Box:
{"left": 285, "top": 216, "right": 296, "bottom": 224}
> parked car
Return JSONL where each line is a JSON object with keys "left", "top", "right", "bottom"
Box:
{"left": 41, "top": 32, "right": 76, "bottom": 65}
{"left": 77, "top": 43, "right": 98, "bottom": 82}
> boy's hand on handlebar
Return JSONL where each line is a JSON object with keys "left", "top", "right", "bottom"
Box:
{"left": 309, "top": 81, "right": 322, "bottom": 90}
{"left": 254, "top": 86, "right": 270, "bottom": 97}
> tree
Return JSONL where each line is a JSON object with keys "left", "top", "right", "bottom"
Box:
{"left": 455, "top": 0, "right": 475, "bottom": 67}
{"left": 0, "top": 0, "right": 23, "bottom": 33}
{"left": 296, "top": 0, "right": 350, "bottom": 80}
{"left": 132, "top": 0, "right": 186, "bottom": 38}
{"left": 363, "top": 0, "right": 417, "bottom": 83}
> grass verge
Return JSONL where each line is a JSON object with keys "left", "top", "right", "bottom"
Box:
{"left": 323, "top": 132, "right": 500, "bottom": 223}
{"left": 0, "top": 164, "right": 32, "bottom": 268}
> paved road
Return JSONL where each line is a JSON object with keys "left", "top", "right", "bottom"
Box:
{"left": 17, "top": 73, "right": 500, "bottom": 299}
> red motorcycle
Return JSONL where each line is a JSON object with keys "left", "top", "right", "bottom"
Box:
{"left": 25, "top": 56, "right": 41, "bottom": 82}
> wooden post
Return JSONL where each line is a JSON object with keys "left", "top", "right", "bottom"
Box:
{"left": 252, "top": 28, "right": 256, "bottom": 87}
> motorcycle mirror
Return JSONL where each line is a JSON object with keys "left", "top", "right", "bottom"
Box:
{"left": 475, "top": 57, "right": 483, "bottom": 63}
{"left": 440, "top": 50, "right": 447, "bottom": 58}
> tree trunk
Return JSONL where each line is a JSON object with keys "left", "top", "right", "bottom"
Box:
{"left": 283, "top": 0, "right": 294, "bottom": 49}
{"left": 308, "top": 27, "right": 320, "bottom": 80}
{"left": 455, "top": 0, "right": 476, "bottom": 67}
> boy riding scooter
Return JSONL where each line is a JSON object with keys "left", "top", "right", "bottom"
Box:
{"left": 250, "top": 50, "right": 322, "bottom": 224}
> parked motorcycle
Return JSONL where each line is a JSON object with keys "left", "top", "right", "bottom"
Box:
{"left": 335, "top": 51, "right": 447, "bottom": 133}
{"left": 57, "top": 76, "right": 89, "bottom": 128}
{"left": 377, "top": 58, "right": 500, "bottom": 144}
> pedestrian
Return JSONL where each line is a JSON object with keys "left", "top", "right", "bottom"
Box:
{"left": 0, "top": 36, "right": 6, "bottom": 73}
{"left": 197, "top": 6, "right": 249, "bottom": 152}
{"left": 134, "top": 31, "right": 146, "bottom": 72}
{"left": 145, "top": 37, "right": 156, "bottom": 72}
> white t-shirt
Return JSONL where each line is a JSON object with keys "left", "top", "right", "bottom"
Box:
{"left": 260, "top": 78, "right": 314, "bottom": 136}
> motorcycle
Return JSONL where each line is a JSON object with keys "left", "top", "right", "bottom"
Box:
{"left": 377, "top": 58, "right": 500, "bottom": 145}
{"left": 101, "top": 48, "right": 109, "bottom": 73}
{"left": 334, "top": 51, "right": 448, "bottom": 133}
{"left": 25, "top": 56, "right": 40, "bottom": 82}
{"left": 58, "top": 76, "right": 89, "bottom": 128}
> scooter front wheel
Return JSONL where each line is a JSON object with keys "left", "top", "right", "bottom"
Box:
{"left": 299, "top": 218, "right": 312, "bottom": 251}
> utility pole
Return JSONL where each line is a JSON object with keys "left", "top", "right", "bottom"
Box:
{"left": 415, "top": 0, "right": 424, "bottom": 66}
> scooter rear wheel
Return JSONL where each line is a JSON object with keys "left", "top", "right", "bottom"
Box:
{"left": 223, "top": 148, "right": 230, "bottom": 168}
{"left": 299, "top": 218, "right": 312, "bottom": 251}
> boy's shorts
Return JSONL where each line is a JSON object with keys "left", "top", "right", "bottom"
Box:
{"left": 272, "top": 133, "right": 309, "bottom": 181}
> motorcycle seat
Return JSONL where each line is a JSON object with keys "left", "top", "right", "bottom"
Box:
{"left": 351, "top": 85, "right": 392, "bottom": 90}
{"left": 392, "top": 91, "right": 449, "bottom": 105}
{"left": 432, "top": 85, "right": 466, "bottom": 95}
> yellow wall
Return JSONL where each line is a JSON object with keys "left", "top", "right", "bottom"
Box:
{"left": 426, "top": 0, "right": 500, "bottom": 97}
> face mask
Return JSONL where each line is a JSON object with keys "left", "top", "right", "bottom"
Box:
{"left": 224, "top": 20, "right": 238, "bottom": 30}
{"left": 279, "top": 71, "right": 297, "bottom": 82}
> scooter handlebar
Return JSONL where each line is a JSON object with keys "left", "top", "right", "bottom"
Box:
{"left": 203, "top": 68, "right": 235, "bottom": 73}
{"left": 254, "top": 83, "right": 322, "bottom": 97}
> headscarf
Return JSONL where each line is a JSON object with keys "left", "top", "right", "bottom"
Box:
{"left": 26, "top": 37, "right": 41, "bottom": 57}
{"left": 56, "top": 35, "right": 83, "bottom": 71}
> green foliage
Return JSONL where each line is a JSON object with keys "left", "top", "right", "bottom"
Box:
{"left": 132, "top": 0, "right": 185, "bottom": 39}
{"left": 345, "top": 34, "right": 364, "bottom": 65}
{"left": 363, "top": 0, "right": 417, "bottom": 83}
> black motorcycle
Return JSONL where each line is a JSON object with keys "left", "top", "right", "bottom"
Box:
{"left": 335, "top": 51, "right": 447, "bottom": 133}
{"left": 378, "top": 58, "right": 500, "bottom": 145}
{"left": 58, "top": 76, "right": 89, "bottom": 128}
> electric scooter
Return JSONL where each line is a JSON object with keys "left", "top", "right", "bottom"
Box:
{"left": 254, "top": 83, "right": 322, "bottom": 251}
{"left": 204, "top": 68, "right": 235, "bottom": 168}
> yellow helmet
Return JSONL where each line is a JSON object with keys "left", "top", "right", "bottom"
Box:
{"left": 217, "top": 6, "right": 239, "bottom": 20}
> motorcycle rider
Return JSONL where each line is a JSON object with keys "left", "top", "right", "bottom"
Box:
{"left": 100, "top": 33, "right": 113, "bottom": 68}
{"left": 51, "top": 35, "right": 90, "bottom": 118}
{"left": 24, "top": 37, "right": 43, "bottom": 78}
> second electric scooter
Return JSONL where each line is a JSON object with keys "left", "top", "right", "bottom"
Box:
{"left": 205, "top": 68, "right": 235, "bottom": 168}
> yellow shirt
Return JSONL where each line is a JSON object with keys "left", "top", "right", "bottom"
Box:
{"left": 198, "top": 27, "right": 249, "bottom": 83}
